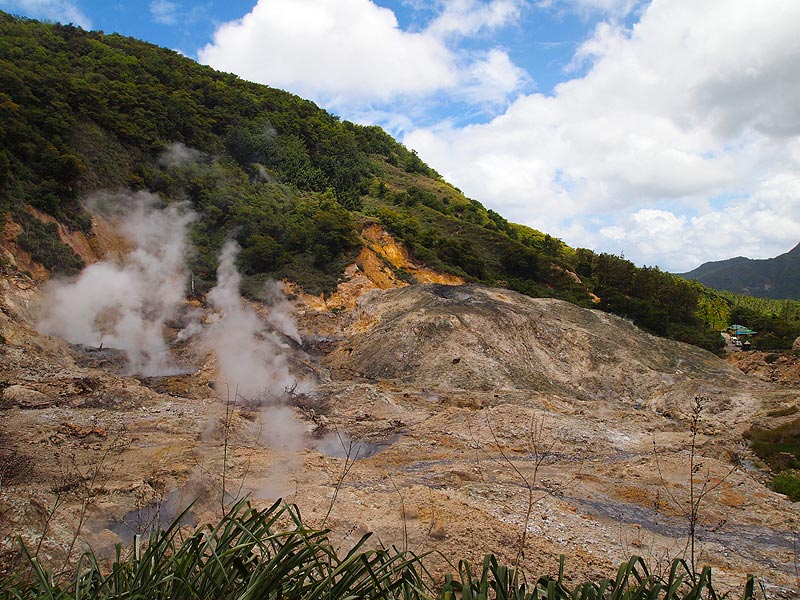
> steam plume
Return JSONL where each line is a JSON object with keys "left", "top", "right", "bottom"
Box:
{"left": 38, "top": 192, "right": 195, "bottom": 375}
{"left": 205, "top": 241, "right": 310, "bottom": 499}
{"left": 205, "top": 241, "right": 307, "bottom": 399}
{"left": 158, "top": 142, "right": 204, "bottom": 168}
{"left": 260, "top": 280, "right": 302, "bottom": 345}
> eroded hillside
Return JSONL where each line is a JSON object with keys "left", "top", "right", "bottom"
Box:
{"left": 1, "top": 218, "right": 798, "bottom": 597}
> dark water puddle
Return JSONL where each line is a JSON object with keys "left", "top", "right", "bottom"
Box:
{"left": 574, "top": 495, "right": 798, "bottom": 572}
{"left": 107, "top": 488, "right": 197, "bottom": 545}
{"left": 314, "top": 433, "right": 401, "bottom": 459}
{"left": 70, "top": 344, "right": 127, "bottom": 370}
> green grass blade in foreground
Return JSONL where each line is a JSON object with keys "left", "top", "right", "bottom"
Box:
{"left": 0, "top": 502, "right": 756, "bottom": 600}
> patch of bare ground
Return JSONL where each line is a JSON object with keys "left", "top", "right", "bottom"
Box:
{"left": 0, "top": 228, "right": 798, "bottom": 596}
{"left": 727, "top": 350, "right": 800, "bottom": 388}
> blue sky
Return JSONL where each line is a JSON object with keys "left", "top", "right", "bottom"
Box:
{"left": 2, "top": 0, "right": 799, "bottom": 272}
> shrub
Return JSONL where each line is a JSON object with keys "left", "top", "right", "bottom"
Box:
{"left": 772, "top": 472, "right": 800, "bottom": 502}
{"left": 745, "top": 418, "right": 800, "bottom": 471}
{"left": 14, "top": 210, "right": 84, "bottom": 275}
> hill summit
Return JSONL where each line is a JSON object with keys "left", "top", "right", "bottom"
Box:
{"left": 679, "top": 243, "right": 800, "bottom": 300}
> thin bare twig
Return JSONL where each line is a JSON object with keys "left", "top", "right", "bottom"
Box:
{"left": 321, "top": 428, "right": 359, "bottom": 529}
{"left": 388, "top": 475, "right": 409, "bottom": 553}
{"left": 483, "top": 411, "right": 557, "bottom": 569}
{"left": 653, "top": 396, "right": 739, "bottom": 576}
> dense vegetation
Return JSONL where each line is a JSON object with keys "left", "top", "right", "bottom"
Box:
{"left": 0, "top": 12, "right": 795, "bottom": 352}
{"left": 723, "top": 297, "right": 800, "bottom": 351}
{"left": 0, "top": 499, "right": 748, "bottom": 599}
{"left": 679, "top": 244, "right": 800, "bottom": 300}
{"left": 746, "top": 414, "right": 800, "bottom": 502}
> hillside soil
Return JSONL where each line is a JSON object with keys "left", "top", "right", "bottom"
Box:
{"left": 1, "top": 224, "right": 799, "bottom": 598}
{"left": 727, "top": 351, "right": 800, "bottom": 388}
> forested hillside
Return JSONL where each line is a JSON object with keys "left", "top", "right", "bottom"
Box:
{"left": 679, "top": 243, "right": 800, "bottom": 300}
{"left": 2, "top": 12, "right": 798, "bottom": 352}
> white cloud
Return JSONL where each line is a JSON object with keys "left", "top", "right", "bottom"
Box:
{"left": 149, "top": 0, "right": 210, "bottom": 29}
{"left": 406, "top": 0, "right": 800, "bottom": 270}
{"left": 150, "top": 0, "right": 179, "bottom": 25}
{"left": 596, "top": 174, "right": 800, "bottom": 271}
{"left": 0, "top": 0, "right": 91, "bottom": 28}
{"left": 536, "top": 0, "right": 643, "bottom": 19}
{"left": 428, "top": 0, "right": 524, "bottom": 37}
{"left": 198, "top": 0, "right": 528, "bottom": 112}
{"left": 199, "top": 0, "right": 456, "bottom": 104}
{"left": 461, "top": 48, "right": 530, "bottom": 104}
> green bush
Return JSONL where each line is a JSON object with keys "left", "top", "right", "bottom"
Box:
{"left": 745, "top": 418, "right": 800, "bottom": 471}
{"left": 772, "top": 472, "right": 800, "bottom": 502}
{"left": 14, "top": 210, "right": 84, "bottom": 275}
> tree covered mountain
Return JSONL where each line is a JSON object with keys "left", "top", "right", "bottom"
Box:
{"left": 679, "top": 244, "right": 800, "bottom": 300}
{"left": 1, "top": 12, "right": 798, "bottom": 352}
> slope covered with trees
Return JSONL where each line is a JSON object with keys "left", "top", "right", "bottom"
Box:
{"left": 679, "top": 243, "right": 800, "bottom": 300}
{"left": 2, "top": 12, "right": 795, "bottom": 352}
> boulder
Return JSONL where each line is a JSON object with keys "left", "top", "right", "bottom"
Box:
{"left": 2, "top": 384, "right": 50, "bottom": 408}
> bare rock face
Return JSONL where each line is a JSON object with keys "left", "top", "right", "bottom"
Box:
{"left": 727, "top": 350, "right": 800, "bottom": 388}
{"left": 325, "top": 284, "right": 759, "bottom": 424}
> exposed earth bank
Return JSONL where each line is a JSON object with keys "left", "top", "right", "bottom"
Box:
{"left": 0, "top": 222, "right": 798, "bottom": 598}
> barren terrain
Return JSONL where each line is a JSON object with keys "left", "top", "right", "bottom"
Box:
{"left": 1, "top": 220, "right": 798, "bottom": 597}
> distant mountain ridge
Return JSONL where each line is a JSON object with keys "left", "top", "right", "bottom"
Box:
{"left": 679, "top": 243, "right": 800, "bottom": 299}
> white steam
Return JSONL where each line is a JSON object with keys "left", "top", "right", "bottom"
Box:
{"left": 205, "top": 240, "right": 311, "bottom": 500}
{"left": 205, "top": 241, "right": 308, "bottom": 399}
{"left": 252, "top": 164, "right": 277, "bottom": 184}
{"left": 39, "top": 187, "right": 313, "bottom": 499}
{"left": 39, "top": 192, "right": 195, "bottom": 375}
{"left": 158, "top": 142, "right": 204, "bottom": 168}
{"left": 260, "top": 280, "right": 302, "bottom": 345}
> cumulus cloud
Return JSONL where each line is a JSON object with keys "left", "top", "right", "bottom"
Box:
{"left": 199, "top": 0, "right": 454, "bottom": 104}
{"left": 461, "top": 48, "right": 530, "bottom": 105}
{"left": 428, "top": 0, "right": 524, "bottom": 37}
{"left": 406, "top": 0, "right": 800, "bottom": 270}
{"left": 0, "top": 0, "right": 91, "bottom": 28}
{"left": 197, "top": 0, "right": 528, "bottom": 112}
{"left": 603, "top": 174, "right": 800, "bottom": 272}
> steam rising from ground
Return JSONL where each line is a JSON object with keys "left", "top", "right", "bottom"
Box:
{"left": 260, "top": 280, "right": 302, "bottom": 345}
{"left": 158, "top": 142, "right": 204, "bottom": 168}
{"left": 205, "top": 241, "right": 308, "bottom": 399}
{"left": 39, "top": 191, "right": 313, "bottom": 499}
{"left": 205, "top": 240, "right": 310, "bottom": 499}
{"left": 39, "top": 192, "right": 195, "bottom": 375}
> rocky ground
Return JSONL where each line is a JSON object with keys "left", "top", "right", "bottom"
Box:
{"left": 727, "top": 350, "right": 800, "bottom": 388}
{"left": 1, "top": 218, "right": 799, "bottom": 597}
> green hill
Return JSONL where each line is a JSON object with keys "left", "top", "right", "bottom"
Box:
{"left": 679, "top": 244, "right": 800, "bottom": 300}
{"left": 2, "top": 12, "right": 796, "bottom": 352}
